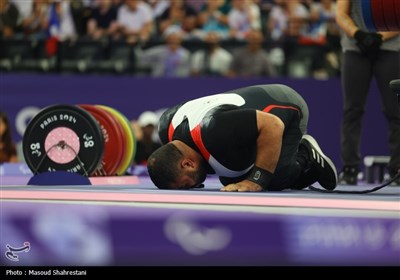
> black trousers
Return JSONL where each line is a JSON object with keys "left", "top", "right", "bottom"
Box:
{"left": 340, "top": 50, "right": 400, "bottom": 173}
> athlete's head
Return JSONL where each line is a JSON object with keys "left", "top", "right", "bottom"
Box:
{"left": 147, "top": 142, "right": 208, "bottom": 190}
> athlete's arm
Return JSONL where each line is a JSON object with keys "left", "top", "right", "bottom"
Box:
{"left": 221, "top": 111, "right": 284, "bottom": 192}
{"left": 253, "top": 110, "right": 284, "bottom": 173}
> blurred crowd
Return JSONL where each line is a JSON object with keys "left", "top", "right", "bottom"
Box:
{"left": 0, "top": 0, "right": 342, "bottom": 78}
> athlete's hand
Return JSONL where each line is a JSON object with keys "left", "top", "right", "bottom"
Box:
{"left": 354, "top": 30, "right": 383, "bottom": 61}
{"left": 220, "top": 180, "right": 263, "bottom": 192}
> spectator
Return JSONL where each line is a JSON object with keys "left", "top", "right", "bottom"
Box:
{"left": 137, "top": 26, "right": 191, "bottom": 77}
{"left": 185, "top": 0, "right": 207, "bottom": 13}
{"left": 147, "top": 0, "right": 169, "bottom": 18}
{"left": 19, "top": 0, "right": 50, "bottom": 39}
{"left": 228, "top": 29, "right": 276, "bottom": 77}
{"left": 196, "top": 0, "right": 230, "bottom": 40}
{"left": 47, "top": 0, "right": 84, "bottom": 41}
{"left": 0, "top": 0, "right": 20, "bottom": 38}
{"left": 228, "top": 0, "right": 261, "bottom": 41}
{"left": 132, "top": 110, "right": 161, "bottom": 165}
{"left": 267, "top": 0, "right": 309, "bottom": 42}
{"left": 12, "top": 0, "right": 33, "bottom": 26}
{"left": 303, "top": 0, "right": 340, "bottom": 78}
{"left": 0, "top": 111, "right": 18, "bottom": 163}
{"left": 308, "top": 0, "right": 337, "bottom": 39}
{"left": 158, "top": 0, "right": 198, "bottom": 38}
{"left": 87, "top": 0, "right": 118, "bottom": 40}
{"left": 191, "top": 31, "right": 233, "bottom": 77}
{"left": 114, "top": 0, "right": 154, "bottom": 44}
{"left": 267, "top": 0, "right": 310, "bottom": 77}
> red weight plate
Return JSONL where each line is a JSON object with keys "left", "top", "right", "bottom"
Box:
{"left": 383, "top": 0, "right": 400, "bottom": 31}
{"left": 395, "top": 0, "right": 400, "bottom": 30}
{"left": 78, "top": 104, "right": 125, "bottom": 176}
{"left": 96, "top": 105, "right": 133, "bottom": 176}
{"left": 96, "top": 105, "right": 128, "bottom": 175}
{"left": 371, "top": 0, "right": 389, "bottom": 31}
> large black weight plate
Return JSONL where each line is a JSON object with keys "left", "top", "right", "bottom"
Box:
{"left": 23, "top": 104, "right": 104, "bottom": 176}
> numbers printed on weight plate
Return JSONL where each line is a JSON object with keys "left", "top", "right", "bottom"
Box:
{"left": 30, "top": 143, "right": 42, "bottom": 157}
{"left": 83, "top": 134, "right": 94, "bottom": 148}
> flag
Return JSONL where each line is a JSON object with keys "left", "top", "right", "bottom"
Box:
{"left": 46, "top": 2, "right": 61, "bottom": 57}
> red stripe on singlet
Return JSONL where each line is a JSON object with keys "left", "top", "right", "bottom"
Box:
{"left": 190, "top": 124, "right": 211, "bottom": 160}
{"left": 263, "top": 105, "right": 300, "bottom": 114}
{"left": 168, "top": 123, "right": 175, "bottom": 142}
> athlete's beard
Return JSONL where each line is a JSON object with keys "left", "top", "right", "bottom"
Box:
{"left": 188, "top": 164, "right": 208, "bottom": 187}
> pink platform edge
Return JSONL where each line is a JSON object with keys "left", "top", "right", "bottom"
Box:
{"left": 89, "top": 176, "right": 140, "bottom": 185}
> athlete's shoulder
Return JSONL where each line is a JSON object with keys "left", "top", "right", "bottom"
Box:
{"left": 160, "top": 103, "right": 183, "bottom": 123}
{"left": 158, "top": 103, "right": 184, "bottom": 144}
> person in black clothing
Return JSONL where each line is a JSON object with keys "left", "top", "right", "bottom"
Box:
{"left": 87, "top": 0, "right": 118, "bottom": 40}
{"left": 336, "top": 0, "right": 400, "bottom": 185}
{"left": 0, "top": 0, "right": 19, "bottom": 38}
{"left": 147, "top": 84, "right": 337, "bottom": 192}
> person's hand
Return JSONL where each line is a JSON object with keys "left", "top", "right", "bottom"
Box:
{"left": 354, "top": 30, "right": 383, "bottom": 61}
{"left": 220, "top": 180, "right": 263, "bottom": 192}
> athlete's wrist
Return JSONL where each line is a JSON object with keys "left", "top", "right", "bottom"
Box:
{"left": 247, "top": 166, "right": 273, "bottom": 190}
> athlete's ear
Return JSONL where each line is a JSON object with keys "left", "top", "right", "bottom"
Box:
{"left": 181, "top": 158, "right": 195, "bottom": 169}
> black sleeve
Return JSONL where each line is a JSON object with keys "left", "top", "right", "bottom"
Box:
{"left": 158, "top": 103, "right": 183, "bottom": 144}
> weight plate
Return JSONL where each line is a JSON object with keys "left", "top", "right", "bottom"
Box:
{"left": 78, "top": 104, "right": 125, "bottom": 176}
{"left": 371, "top": 0, "right": 389, "bottom": 31}
{"left": 23, "top": 104, "right": 104, "bottom": 176}
{"left": 382, "top": 0, "right": 400, "bottom": 30}
{"left": 96, "top": 105, "right": 136, "bottom": 176}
